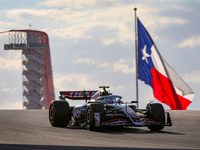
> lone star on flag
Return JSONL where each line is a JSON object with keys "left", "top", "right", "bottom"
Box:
{"left": 141, "top": 45, "right": 150, "bottom": 64}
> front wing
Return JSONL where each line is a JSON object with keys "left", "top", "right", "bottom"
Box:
{"left": 93, "top": 112, "right": 172, "bottom": 127}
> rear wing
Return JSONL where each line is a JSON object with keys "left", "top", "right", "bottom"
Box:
{"left": 59, "top": 91, "right": 98, "bottom": 100}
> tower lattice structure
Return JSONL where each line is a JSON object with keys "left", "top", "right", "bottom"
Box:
{"left": 4, "top": 29, "right": 55, "bottom": 109}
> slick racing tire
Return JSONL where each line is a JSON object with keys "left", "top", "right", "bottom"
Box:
{"left": 49, "top": 100, "right": 71, "bottom": 127}
{"left": 146, "top": 103, "right": 165, "bottom": 132}
{"left": 85, "top": 103, "right": 104, "bottom": 131}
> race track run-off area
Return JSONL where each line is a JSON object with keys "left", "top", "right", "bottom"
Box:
{"left": 0, "top": 110, "right": 199, "bottom": 150}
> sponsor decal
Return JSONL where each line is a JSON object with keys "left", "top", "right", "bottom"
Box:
{"left": 101, "top": 119, "right": 127, "bottom": 126}
{"left": 144, "top": 118, "right": 163, "bottom": 125}
{"left": 63, "top": 91, "right": 97, "bottom": 98}
{"left": 94, "top": 113, "right": 100, "bottom": 127}
{"left": 73, "top": 106, "right": 87, "bottom": 121}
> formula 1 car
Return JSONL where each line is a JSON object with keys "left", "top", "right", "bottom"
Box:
{"left": 49, "top": 86, "right": 172, "bottom": 131}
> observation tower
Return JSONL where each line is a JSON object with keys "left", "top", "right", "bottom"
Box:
{"left": 3, "top": 29, "right": 55, "bottom": 109}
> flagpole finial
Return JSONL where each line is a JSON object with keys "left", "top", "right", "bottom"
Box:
{"left": 134, "top": 7, "right": 137, "bottom": 11}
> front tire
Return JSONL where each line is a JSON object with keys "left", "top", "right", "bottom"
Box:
{"left": 146, "top": 103, "right": 165, "bottom": 131}
{"left": 49, "top": 100, "right": 71, "bottom": 127}
{"left": 85, "top": 103, "right": 104, "bottom": 131}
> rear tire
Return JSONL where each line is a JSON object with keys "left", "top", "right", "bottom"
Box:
{"left": 49, "top": 100, "right": 71, "bottom": 127}
{"left": 85, "top": 103, "right": 104, "bottom": 131}
{"left": 146, "top": 103, "right": 165, "bottom": 131}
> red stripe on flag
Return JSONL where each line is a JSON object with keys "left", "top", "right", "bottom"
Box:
{"left": 177, "top": 95, "right": 192, "bottom": 110}
{"left": 151, "top": 67, "right": 191, "bottom": 110}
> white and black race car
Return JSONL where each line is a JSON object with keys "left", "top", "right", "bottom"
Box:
{"left": 49, "top": 86, "right": 172, "bottom": 131}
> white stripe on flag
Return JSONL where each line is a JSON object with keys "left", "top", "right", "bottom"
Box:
{"left": 150, "top": 45, "right": 194, "bottom": 102}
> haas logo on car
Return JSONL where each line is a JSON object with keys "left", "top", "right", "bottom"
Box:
{"left": 67, "top": 91, "right": 97, "bottom": 97}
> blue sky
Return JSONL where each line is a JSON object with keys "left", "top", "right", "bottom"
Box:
{"left": 0, "top": 0, "right": 199, "bottom": 110}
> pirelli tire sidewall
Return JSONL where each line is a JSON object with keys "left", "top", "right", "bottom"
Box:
{"left": 146, "top": 103, "right": 165, "bottom": 132}
{"left": 85, "top": 103, "right": 104, "bottom": 131}
{"left": 49, "top": 100, "right": 71, "bottom": 127}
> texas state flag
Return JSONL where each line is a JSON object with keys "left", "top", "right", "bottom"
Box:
{"left": 137, "top": 18, "right": 194, "bottom": 110}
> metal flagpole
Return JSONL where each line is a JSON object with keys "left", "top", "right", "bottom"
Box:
{"left": 134, "top": 7, "right": 139, "bottom": 108}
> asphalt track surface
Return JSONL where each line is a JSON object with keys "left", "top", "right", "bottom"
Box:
{"left": 0, "top": 110, "right": 199, "bottom": 150}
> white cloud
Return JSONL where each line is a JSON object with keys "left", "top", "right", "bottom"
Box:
{"left": 1, "top": 87, "right": 17, "bottom": 92}
{"left": 113, "top": 59, "right": 135, "bottom": 74}
{"left": 44, "top": 26, "right": 93, "bottom": 41}
{"left": 7, "top": 8, "right": 69, "bottom": 23}
{"left": 73, "top": 58, "right": 109, "bottom": 69}
{"left": 1, "top": 83, "right": 18, "bottom": 92}
{"left": 39, "top": 0, "right": 126, "bottom": 8}
{"left": 39, "top": 0, "right": 97, "bottom": 8}
{"left": 0, "top": 21, "right": 16, "bottom": 28}
{"left": 6, "top": 3, "right": 188, "bottom": 47}
{"left": 170, "top": 5, "right": 192, "bottom": 12}
{"left": 183, "top": 71, "right": 200, "bottom": 83}
{"left": 178, "top": 36, "right": 200, "bottom": 48}
{"left": 157, "top": 16, "right": 188, "bottom": 25}
{"left": 54, "top": 73, "right": 98, "bottom": 91}
{"left": 100, "top": 37, "right": 116, "bottom": 46}
{"left": 0, "top": 100, "right": 23, "bottom": 109}
{"left": 74, "top": 58, "right": 96, "bottom": 65}
{"left": 97, "top": 63, "right": 108, "bottom": 69}
{"left": 0, "top": 56, "right": 21, "bottom": 72}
